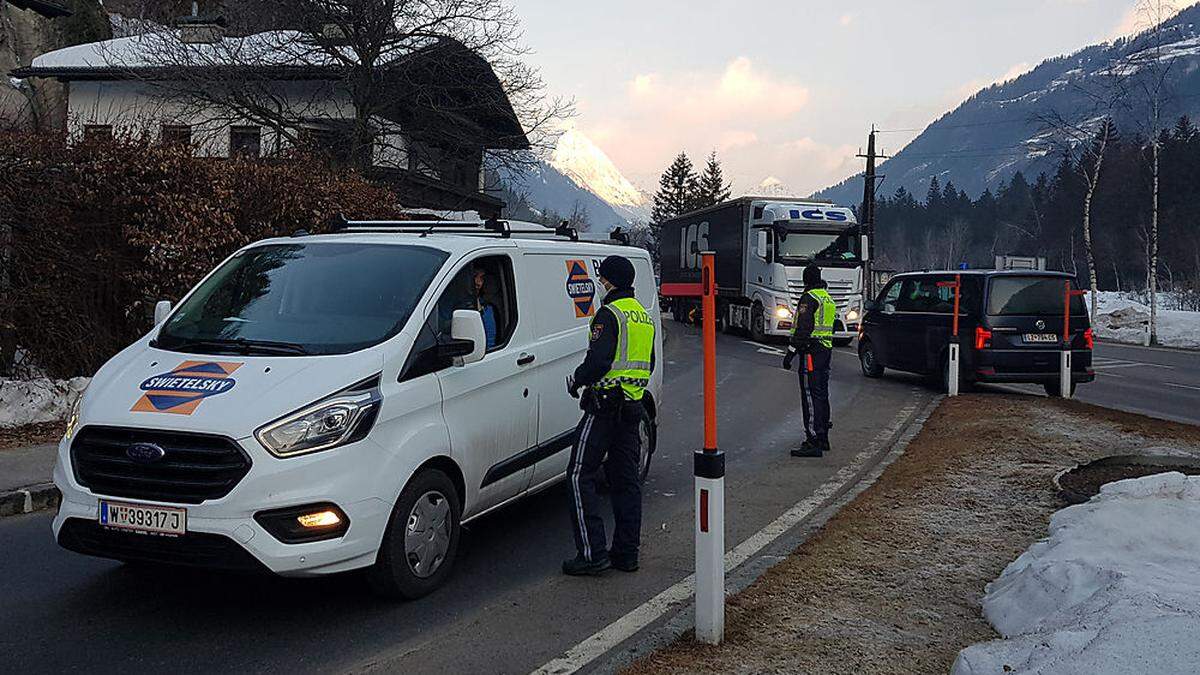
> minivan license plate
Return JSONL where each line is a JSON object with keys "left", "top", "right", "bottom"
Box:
{"left": 1024, "top": 333, "right": 1058, "bottom": 343}
{"left": 99, "top": 500, "right": 186, "bottom": 536}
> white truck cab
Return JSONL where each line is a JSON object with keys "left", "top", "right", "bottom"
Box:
{"left": 52, "top": 220, "right": 663, "bottom": 599}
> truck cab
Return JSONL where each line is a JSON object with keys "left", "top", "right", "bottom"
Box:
{"left": 747, "top": 201, "right": 866, "bottom": 344}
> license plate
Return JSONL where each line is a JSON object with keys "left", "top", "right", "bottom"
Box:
{"left": 1024, "top": 333, "right": 1059, "bottom": 343}
{"left": 99, "top": 500, "right": 186, "bottom": 536}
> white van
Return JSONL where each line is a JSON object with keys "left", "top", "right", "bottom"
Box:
{"left": 52, "top": 219, "right": 663, "bottom": 599}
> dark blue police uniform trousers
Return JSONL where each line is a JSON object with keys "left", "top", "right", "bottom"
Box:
{"left": 567, "top": 401, "right": 643, "bottom": 564}
{"left": 798, "top": 347, "right": 833, "bottom": 443}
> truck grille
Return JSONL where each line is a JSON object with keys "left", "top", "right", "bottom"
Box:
{"left": 787, "top": 279, "right": 857, "bottom": 309}
{"left": 71, "top": 426, "right": 251, "bottom": 504}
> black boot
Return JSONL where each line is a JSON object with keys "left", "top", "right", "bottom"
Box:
{"left": 791, "top": 440, "right": 823, "bottom": 458}
{"left": 562, "top": 554, "right": 610, "bottom": 576}
{"left": 818, "top": 437, "right": 832, "bottom": 454}
{"left": 609, "top": 553, "right": 639, "bottom": 572}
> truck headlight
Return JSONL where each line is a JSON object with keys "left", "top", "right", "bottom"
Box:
{"left": 256, "top": 391, "right": 380, "bottom": 458}
{"left": 846, "top": 309, "right": 860, "bottom": 322}
{"left": 775, "top": 305, "right": 792, "bottom": 319}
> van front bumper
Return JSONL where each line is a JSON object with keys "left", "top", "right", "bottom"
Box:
{"left": 51, "top": 435, "right": 394, "bottom": 577}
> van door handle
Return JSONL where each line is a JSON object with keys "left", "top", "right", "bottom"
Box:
{"left": 517, "top": 353, "right": 536, "bottom": 366}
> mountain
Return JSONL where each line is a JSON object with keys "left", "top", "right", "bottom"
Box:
{"left": 818, "top": 3, "right": 1200, "bottom": 206}
{"left": 497, "top": 160, "right": 632, "bottom": 232}
{"left": 499, "top": 129, "right": 648, "bottom": 231}
{"left": 549, "top": 128, "right": 651, "bottom": 223}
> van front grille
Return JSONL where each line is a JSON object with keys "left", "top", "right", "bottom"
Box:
{"left": 71, "top": 426, "right": 251, "bottom": 504}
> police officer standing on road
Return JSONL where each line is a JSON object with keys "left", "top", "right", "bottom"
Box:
{"left": 783, "top": 263, "right": 837, "bottom": 458}
{"left": 563, "top": 256, "right": 656, "bottom": 576}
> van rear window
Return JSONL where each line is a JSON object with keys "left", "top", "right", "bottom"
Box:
{"left": 987, "top": 277, "right": 1086, "bottom": 316}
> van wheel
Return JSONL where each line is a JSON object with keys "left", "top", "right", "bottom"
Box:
{"left": 750, "top": 303, "right": 767, "bottom": 343}
{"left": 1043, "top": 381, "right": 1077, "bottom": 398}
{"left": 367, "top": 468, "right": 461, "bottom": 600}
{"left": 637, "top": 409, "right": 657, "bottom": 484}
{"left": 859, "top": 339, "right": 884, "bottom": 378}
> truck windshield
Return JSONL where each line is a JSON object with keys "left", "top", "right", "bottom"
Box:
{"left": 156, "top": 243, "right": 449, "bottom": 356}
{"left": 987, "top": 276, "right": 1087, "bottom": 316}
{"left": 777, "top": 229, "right": 860, "bottom": 264}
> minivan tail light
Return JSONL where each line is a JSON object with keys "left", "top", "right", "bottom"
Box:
{"left": 1083, "top": 328, "right": 1094, "bottom": 350}
{"left": 974, "top": 326, "right": 992, "bottom": 350}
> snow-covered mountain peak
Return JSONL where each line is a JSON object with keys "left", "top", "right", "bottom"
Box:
{"left": 550, "top": 128, "right": 650, "bottom": 221}
{"left": 756, "top": 176, "right": 791, "bottom": 196}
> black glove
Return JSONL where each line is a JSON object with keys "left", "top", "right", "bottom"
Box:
{"left": 782, "top": 348, "right": 795, "bottom": 371}
{"left": 567, "top": 375, "right": 581, "bottom": 399}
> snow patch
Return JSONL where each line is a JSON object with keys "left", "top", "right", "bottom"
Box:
{"left": 953, "top": 473, "right": 1200, "bottom": 675}
{"left": 0, "top": 377, "right": 89, "bottom": 428}
{"left": 1089, "top": 291, "right": 1200, "bottom": 349}
{"left": 549, "top": 129, "right": 649, "bottom": 222}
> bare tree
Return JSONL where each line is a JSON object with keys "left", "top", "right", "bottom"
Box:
{"left": 1124, "top": 0, "right": 1181, "bottom": 344}
{"left": 111, "top": 0, "right": 569, "bottom": 176}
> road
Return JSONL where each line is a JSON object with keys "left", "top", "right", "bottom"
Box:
{"left": 989, "top": 341, "right": 1200, "bottom": 426}
{"left": 0, "top": 325, "right": 931, "bottom": 675}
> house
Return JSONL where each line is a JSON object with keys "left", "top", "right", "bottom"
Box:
{"left": 10, "top": 15, "right": 529, "bottom": 217}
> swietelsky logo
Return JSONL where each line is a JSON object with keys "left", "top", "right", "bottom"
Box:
{"left": 132, "top": 361, "right": 242, "bottom": 415}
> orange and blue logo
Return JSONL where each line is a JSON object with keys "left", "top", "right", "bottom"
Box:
{"left": 131, "top": 361, "right": 242, "bottom": 415}
{"left": 566, "top": 259, "right": 596, "bottom": 318}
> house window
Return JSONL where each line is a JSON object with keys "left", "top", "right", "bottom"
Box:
{"left": 161, "top": 124, "right": 192, "bottom": 147}
{"left": 230, "top": 126, "right": 262, "bottom": 158}
{"left": 82, "top": 125, "right": 113, "bottom": 142}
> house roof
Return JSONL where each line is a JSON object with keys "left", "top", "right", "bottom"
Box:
{"left": 7, "top": 0, "right": 72, "bottom": 18}
{"left": 11, "top": 30, "right": 528, "bottom": 150}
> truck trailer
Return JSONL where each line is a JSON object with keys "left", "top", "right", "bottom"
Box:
{"left": 659, "top": 197, "right": 868, "bottom": 345}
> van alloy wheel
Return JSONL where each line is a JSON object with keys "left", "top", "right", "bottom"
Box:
{"left": 405, "top": 491, "right": 452, "bottom": 578}
{"left": 637, "top": 413, "right": 656, "bottom": 483}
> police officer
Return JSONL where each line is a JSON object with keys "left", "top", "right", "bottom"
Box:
{"left": 563, "top": 255, "right": 655, "bottom": 576}
{"left": 782, "top": 263, "right": 837, "bottom": 458}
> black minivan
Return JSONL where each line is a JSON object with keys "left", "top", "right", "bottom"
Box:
{"left": 858, "top": 270, "right": 1095, "bottom": 396}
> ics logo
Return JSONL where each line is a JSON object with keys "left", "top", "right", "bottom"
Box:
{"left": 132, "top": 361, "right": 242, "bottom": 415}
{"left": 565, "top": 259, "right": 596, "bottom": 318}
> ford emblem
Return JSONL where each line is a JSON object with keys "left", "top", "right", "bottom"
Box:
{"left": 1035, "top": 319, "right": 1046, "bottom": 331}
{"left": 126, "top": 442, "right": 166, "bottom": 464}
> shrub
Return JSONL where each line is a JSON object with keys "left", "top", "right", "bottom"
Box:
{"left": 0, "top": 132, "right": 407, "bottom": 377}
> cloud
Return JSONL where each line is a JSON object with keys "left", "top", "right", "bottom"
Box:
{"left": 1111, "top": 6, "right": 1142, "bottom": 39}
{"left": 839, "top": 12, "right": 857, "bottom": 27}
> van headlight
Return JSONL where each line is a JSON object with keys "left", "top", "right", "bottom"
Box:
{"left": 63, "top": 387, "right": 87, "bottom": 441}
{"left": 256, "top": 391, "right": 380, "bottom": 458}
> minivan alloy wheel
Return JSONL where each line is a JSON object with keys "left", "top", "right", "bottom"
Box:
{"left": 637, "top": 414, "right": 655, "bottom": 483}
{"left": 405, "top": 490, "right": 452, "bottom": 578}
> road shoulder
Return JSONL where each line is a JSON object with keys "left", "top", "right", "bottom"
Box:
{"left": 623, "top": 395, "right": 1200, "bottom": 674}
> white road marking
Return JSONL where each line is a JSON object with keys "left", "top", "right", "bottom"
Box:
{"left": 1092, "top": 362, "right": 1148, "bottom": 370}
{"left": 756, "top": 347, "right": 786, "bottom": 356}
{"left": 1098, "top": 372, "right": 1126, "bottom": 379}
{"left": 531, "top": 396, "right": 926, "bottom": 675}
{"left": 1166, "top": 382, "right": 1200, "bottom": 392}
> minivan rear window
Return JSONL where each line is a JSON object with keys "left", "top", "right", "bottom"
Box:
{"left": 987, "top": 276, "right": 1086, "bottom": 316}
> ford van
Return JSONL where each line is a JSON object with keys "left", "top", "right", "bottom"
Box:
{"left": 52, "top": 219, "right": 663, "bottom": 599}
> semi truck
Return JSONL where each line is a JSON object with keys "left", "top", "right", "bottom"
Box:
{"left": 659, "top": 197, "right": 869, "bottom": 346}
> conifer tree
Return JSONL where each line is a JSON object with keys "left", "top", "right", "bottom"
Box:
{"left": 696, "top": 151, "right": 732, "bottom": 208}
{"left": 649, "top": 152, "right": 699, "bottom": 265}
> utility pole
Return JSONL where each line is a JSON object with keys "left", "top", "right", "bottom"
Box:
{"left": 857, "top": 127, "right": 887, "bottom": 299}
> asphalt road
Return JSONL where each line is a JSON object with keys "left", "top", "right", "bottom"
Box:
{"left": 989, "top": 341, "right": 1200, "bottom": 426}
{"left": 0, "top": 325, "right": 931, "bottom": 675}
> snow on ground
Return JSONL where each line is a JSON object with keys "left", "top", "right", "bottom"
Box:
{"left": 0, "top": 378, "right": 89, "bottom": 428}
{"left": 1090, "top": 291, "right": 1200, "bottom": 349}
{"left": 952, "top": 473, "right": 1200, "bottom": 675}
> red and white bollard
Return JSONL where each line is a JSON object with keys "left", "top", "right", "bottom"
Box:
{"left": 694, "top": 251, "right": 724, "bottom": 645}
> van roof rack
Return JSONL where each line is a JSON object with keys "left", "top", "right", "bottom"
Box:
{"left": 323, "top": 214, "right": 637, "bottom": 246}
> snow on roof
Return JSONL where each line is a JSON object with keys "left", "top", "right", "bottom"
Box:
{"left": 27, "top": 30, "right": 432, "bottom": 73}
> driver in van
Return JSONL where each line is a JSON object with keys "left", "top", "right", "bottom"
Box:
{"left": 472, "top": 267, "right": 499, "bottom": 349}
{"left": 562, "top": 256, "right": 655, "bottom": 577}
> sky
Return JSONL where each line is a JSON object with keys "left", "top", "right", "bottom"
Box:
{"left": 511, "top": 0, "right": 1154, "bottom": 197}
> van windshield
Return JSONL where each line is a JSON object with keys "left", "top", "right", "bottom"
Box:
{"left": 156, "top": 243, "right": 449, "bottom": 356}
{"left": 987, "top": 276, "right": 1086, "bottom": 316}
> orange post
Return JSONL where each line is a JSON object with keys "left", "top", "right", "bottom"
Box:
{"left": 701, "top": 252, "right": 717, "bottom": 451}
{"left": 952, "top": 273, "right": 962, "bottom": 338}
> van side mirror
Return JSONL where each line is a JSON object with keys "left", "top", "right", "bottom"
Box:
{"left": 861, "top": 234, "right": 870, "bottom": 262}
{"left": 755, "top": 230, "right": 768, "bottom": 259}
{"left": 864, "top": 299, "right": 879, "bottom": 313}
{"left": 154, "top": 300, "right": 173, "bottom": 325}
{"left": 441, "top": 309, "right": 486, "bottom": 365}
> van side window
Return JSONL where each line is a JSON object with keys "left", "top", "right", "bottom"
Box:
{"left": 895, "top": 278, "right": 949, "bottom": 313}
{"left": 434, "top": 255, "right": 518, "bottom": 352}
{"left": 879, "top": 280, "right": 902, "bottom": 312}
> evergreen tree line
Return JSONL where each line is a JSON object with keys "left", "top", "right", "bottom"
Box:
{"left": 647, "top": 150, "right": 732, "bottom": 264}
{"left": 874, "top": 116, "right": 1200, "bottom": 310}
